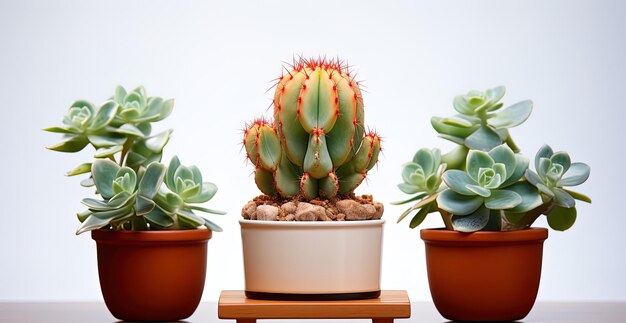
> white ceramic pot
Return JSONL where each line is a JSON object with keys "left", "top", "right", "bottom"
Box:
{"left": 240, "top": 219, "right": 385, "bottom": 300}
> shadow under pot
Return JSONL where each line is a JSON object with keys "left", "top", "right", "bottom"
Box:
{"left": 240, "top": 219, "right": 385, "bottom": 300}
{"left": 421, "top": 228, "right": 548, "bottom": 322}
{"left": 92, "top": 229, "right": 211, "bottom": 321}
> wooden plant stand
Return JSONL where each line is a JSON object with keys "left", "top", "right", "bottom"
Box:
{"left": 218, "top": 290, "right": 411, "bottom": 323}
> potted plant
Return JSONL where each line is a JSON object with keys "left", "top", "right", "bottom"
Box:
{"left": 240, "top": 57, "right": 384, "bottom": 300}
{"left": 44, "top": 86, "right": 226, "bottom": 321}
{"left": 393, "top": 86, "right": 591, "bottom": 321}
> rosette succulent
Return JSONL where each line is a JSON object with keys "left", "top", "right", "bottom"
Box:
{"left": 393, "top": 148, "right": 446, "bottom": 227}
{"left": 524, "top": 145, "right": 591, "bottom": 230}
{"left": 431, "top": 86, "right": 532, "bottom": 154}
{"left": 243, "top": 57, "right": 381, "bottom": 199}
{"left": 437, "top": 145, "right": 542, "bottom": 232}
{"left": 396, "top": 86, "right": 591, "bottom": 232}
{"left": 46, "top": 86, "right": 225, "bottom": 234}
{"left": 45, "top": 85, "right": 173, "bottom": 174}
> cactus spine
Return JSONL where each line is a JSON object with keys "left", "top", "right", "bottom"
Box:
{"left": 244, "top": 58, "right": 381, "bottom": 199}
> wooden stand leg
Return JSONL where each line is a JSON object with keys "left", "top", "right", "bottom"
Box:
{"left": 372, "top": 319, "right": 394, "bottom": 323}
{"left": 236, "top": 319, "right": 256, "bottom": 323}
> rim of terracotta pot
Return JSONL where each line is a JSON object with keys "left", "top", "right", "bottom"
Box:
{"left": 420, "top": 227, "right": 548, "bottom": 243}
{"left": 239, "top": 219, "right": 385, "bottom": 228}
{"left": 92, "top": 228, "right": 212, "bottom": 243}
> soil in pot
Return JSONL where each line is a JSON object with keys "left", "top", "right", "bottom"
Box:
{"left": 241, "top": 193, "right": 384, "bottom": 222}
{"left": 92, "top": 229, "right": 211, "bottom": 321}
{"left": 421, "top": 228, "right": 548, "bottom": 322}
{"left": 240, "top": 193, "right": 385, "bottom": 300}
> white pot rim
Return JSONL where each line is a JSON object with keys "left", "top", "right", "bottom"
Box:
{"left": 239, "top": 219, "right": 385, "bottom": 228}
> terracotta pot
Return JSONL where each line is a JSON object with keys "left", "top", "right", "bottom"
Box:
{"left": 240, "top": 219, "right": 384, "bottom": 300}
{"left": 92, "top": 229, "right": 211, "bottom": 321}
{"left": 421, "top": 228, "right": 548, "bottom": 322}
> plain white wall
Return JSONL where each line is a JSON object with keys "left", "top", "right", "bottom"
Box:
{"left": 1, "top": 0, "right": 624, "bottom": 302}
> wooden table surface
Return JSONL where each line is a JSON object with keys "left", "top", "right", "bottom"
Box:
{"left": 218, "top": 290, "right": 410, "bottom": 322}
{"left": 1, "top": 301, "right": 625, "bottom": 322}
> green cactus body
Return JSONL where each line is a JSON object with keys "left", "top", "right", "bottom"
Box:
{"left": 245, "top": 58, "right": 380, "bottom": 199}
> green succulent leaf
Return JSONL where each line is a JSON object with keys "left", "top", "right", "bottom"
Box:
{"left": 92, "top": 159, "right": 121, "bottom": 199}
{"left": 488, "top": 145, "right": 516, "bottom": 179}
{"left": 159, "top": 99, "right": 175, "bottom": 120}
{"left": 559, "top": 163, "right": 590, "bottom": 186}
{"left": 431, "top": 116, "right": 477, "bottom": 139}
{"left": 506, "top": 182, "right": 543, "bottom": 213}
{"left": 465, "top": 126, "right": 502, "bottom": 151}
{"left": 397, "top": 194, "right": 438, "bottom": 223}
{"left": 188, "top": 205, "right": 227, "bottom": 215}
{"left": 145, "top": 130, "right": 172, "bottom": 152}
{"left": 391, "top": 193, "right": 427, "bottom": 206}
{"left": 564, "top": 189, "right": 592, "bottom": 203}
{"left": 90, "top": 101, "right": 119, "bottom": 130}
{"left": 442, "top": 170, "right": 477, "bottom": 195}
{"left": 535, "top": 145, "right": 554, "bottom": 171}
{"left": 553, "top": 188, "right": 576, "bottom": 208}
{"left": 501, "top": 155, "right": 529, "bottom": 187}
{"left": 66, "top": 163, "right": 92, "bottom": 176}
{"left": 115, "top": 167, "right": 137, "bottom": 191}
{"left": 467, "top": 150, "right": 495, "bottom": 181}
{"left": 112, "top": 85, "right": 127, "bottom": 103}
{"left": 547, "top": 205, "right": 577, "bottom": 231}
{"left": 138, "top": 162, "right": 166, "bottom": 199}
{"left": 437, "top": 134, "right": 466, "bottom": 145}
{"left": 76, "top": 214, "right": 112, "bottom": 235}
{"left": 166, "top": 156, "right": 181, "bottom": 189}
{"left": 115, "top": 123, "right": 145, "bottom": 137}
{"left": 80, "top": 177, "right": 95, "bottom": 187}
{"left": 486, "top": 86, "right": 506, "bottom": 103}
{"left": 94, "top": 145, "right": 123, "bottom": 158}
{"left": 177, "top": 209, "right": 205, "bottom": 228}
{"left": 409, "top": 204, "right": 432, "bottom": 229}
{"left": 442, "top": 116, "right": 474, "bottom": 128}
{"left": 77, "top": 209, "right": 92, "bottom": 222}
{"left": 91, "top": 202, "right": 134, "bottom": 220}
{"left": 202, "top": 217, "right": 223, "bottom": 232}
{"left": 437, "top": 189, "right": 483, "bottom": 215}
{"left": 487, "top": 100, "right": 533, "bottom": 129}
{"left": 451, "top": 206, "right": 490, "bottom": 232}
{"left": 525, "top": 169, "right": 554, "bottom": 197}
{"left": 186, "top": 182, "right": 218, "bottom": 203}
{"left": 43, "top": 125, "right": 79, "bottom": 134}
{"left": 81, "top": 198, "right": 113, "bottom": 210}
{"left": 47, "top": 135, "right": 89, "bottom": 153}
{"left": 107, "top": 191, "right": 135, "bottom": 208}
{"left": 135, "top": 195, "right": 156, "bottom": 216}
{"left": 159, "top": 192, "right": 184, "bottom": 212}
{"left": 484, "top": 189, "right": 522, "bottom": 210}
{"left": 550, "top": 151, "right": 571, "bottom": 173}
{"left": 144, "top": 206, "right": 174, "bottom": 228}
{"left": 465, "top": 184, "right": 491, "bottom": 197}
{"left": 398, "top": 183, "right": 421, "bottom": 195}
{"left": 87, "top": 135, "right": 126, "bottom": 148}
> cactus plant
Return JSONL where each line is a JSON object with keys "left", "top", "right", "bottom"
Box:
{"left": 243, "top": 58, "right": 381, "bottom": 199}
{"left": 395, "top": 86, "right": 590, "bottom": 232}
{"left": 45, "top": 86, "right": 225, "bottom": 234}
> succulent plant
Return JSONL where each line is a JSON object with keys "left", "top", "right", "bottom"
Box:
{"left": 46, "top": 86, "right": 225, "bottom": 234}
{"left": 396, "top": 86, "right": 591, "bottom": 232}
{"left": 431, "top": 86, "right": 532, "bottom": 153}
{"left": 243, "top": 57, "right": 381, "bottom": 199}
{"left": 45, "top": 85, "right": 173, "bottom": 173}
{"left": 392, "top": 148, "right": 446, "bottom": 228}
{"left": 43, "top": 100, "right": 122, "bottom": 153}
{"left": 524, "top": 145, "right": 591, "bottom": 230}
{"left": 436, "top": 145, "right": 542, "bottom": 232}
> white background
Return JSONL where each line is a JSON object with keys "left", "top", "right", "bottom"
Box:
{"left": 1, "top": 0, "right": 624, "bottom": 302}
